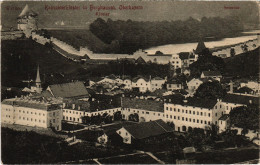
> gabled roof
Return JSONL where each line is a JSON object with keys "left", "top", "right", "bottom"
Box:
{"left": 122, "top": 119, "right": 173, "bottom": 139}
{"left": 152, "top": 77, "right": 164, "bottom": 80}
{"left": 166, "top": 78, "right": 182, "bottom": 84}
{"left": 18, "top": 4, "right": 37, "bottom": 18}
{"left": 222, "top": 93, "right": 259, "bottom": 105}
{"left": 132, "top": 76, "right": 150, "bottom": 83}
{"left": 202, "top": 71, "right": 222, "bottom": 77}
{"left": 219, "top": 114, "right": 229, "bottom": 121}
{"left": 48, "top": 82, "right": 89, "bottom": 98}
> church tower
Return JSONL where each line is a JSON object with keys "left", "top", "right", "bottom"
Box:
{"left": 35, "top": 65, "right": 42, "bottom": 93}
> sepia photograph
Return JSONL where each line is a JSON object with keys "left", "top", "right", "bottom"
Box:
{"left": 1, "top": 0, "right": 260, "bottom": 164}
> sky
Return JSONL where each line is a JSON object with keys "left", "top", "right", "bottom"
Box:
{"left": 1, "top": 1, "right": 259, "bottom": 29}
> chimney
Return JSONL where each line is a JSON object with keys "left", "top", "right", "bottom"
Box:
{"left": 78, "top": 106, "right": 81, "bottom": 110}
{"left": 62, "top": 103, "right": 66, "bottom": 108}
{"left": 229, "top": 80, "right": 233, "bottom": 93}
{"left": 72, "top": 104, "right": 75, "bottom": 109}
{"left": 249, "top": 100, "right": 252, "bottom": 104}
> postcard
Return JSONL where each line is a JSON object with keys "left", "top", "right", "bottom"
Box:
{"left": 1, "top": 0, "right": 259, "bottom": 164}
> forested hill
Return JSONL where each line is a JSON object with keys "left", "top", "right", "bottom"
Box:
{"left": 1, "top": 40, "right": 87, "bottom": 88}
{"left": 224, "top": 47, "right": 260, "bottom": 79}
{"left": 90, "top": 16, "right": 245, "bottom": 54}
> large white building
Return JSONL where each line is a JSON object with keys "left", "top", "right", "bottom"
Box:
{"left": 1, "top": 97, "right": 63, "bottom": 130}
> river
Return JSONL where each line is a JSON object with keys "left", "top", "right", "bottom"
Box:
{"left": 145, "top": 32, "right": 258, "bottom": 54}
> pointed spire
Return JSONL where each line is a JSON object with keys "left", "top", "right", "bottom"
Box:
{"left": 36, "top": 65, "right": 41, "bottom": 83}
{"left": 195, "top": 40, "right": 206, "bottom": 54}
{"left": 18, "top": 4, "right": 37, "bottom": 17}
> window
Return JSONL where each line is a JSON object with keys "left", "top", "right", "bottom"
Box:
{"left": 170, "top": 108, "right": 172, "bottom": 111}
{"left": 197, "top": 112, "right": 199, "bottom": 115}
{"left": 178, "top": 109, "right": 180, "bottom": 112}
{"left": 215, "top": 113, "right": 217, "bottom": 117}
{"left": 189, "top": 110, "right": 191, "bottom": 114}
{"left": 201, "top": 112, "right": 203, "bottom": 116}
{"left": 39, "top": 113, "right": 41, "bottom": 116}
{"left": 142, "top": 111, "right": 144, "bottom": 114}
{"left": 27, "top": 111, "right": 29, "bottom": 114}
{"left": 208, "top": 113, "right": 210, "bottom": 117}
{"left": 189, "top": 118, "right": 191, "bottom": 122}
{"left": 193, "top": 119, "right": 195, "bottom": 122}
{"left": 166, "top": 107, "right": 168, "bottom": 110}
{"left": 39, "top": 120, "right": 41, "bottom": 123}
{"left": 201, "top": 120, "right": 203, "bottom": 124}
{"left": 178, "top": 116, "right": 180, "bottom": 120}
{"left": 193, "top": 111, "right": 195, "bottom": 115}
{"left": 53, "top": 119, "right": 55, "bottom": 123}
{"left": 166, "top": 115, "right": 168, "bottom": 118}
{"left": 170, "top": 115, "right": 172, "bottom": 119}
{"left": 158, "top": 113, "right": 160, "bottom": 116}
{"left": 146, "top": 112, "right": 149, "bottom": 114}
{"left": 197, "top": 120, "right": 199, "bottom": 123}
{"left": 208, "top": 121, "right": 210, "bottom": 125}
{"left": 186, "top": 118, "right": 188, "bottom": 121}
{"left": 174, "top": 116, "right": 176, "bottom": 119}
{"left": 118, "top": 131, "right": 121, "bottom": 135}
{"left": 43, "top": 120, "right": 45, "bottom": 123}
{"left": 174, "top": 108, "right": 176, "bottom": 112}
{"left": 126, "top": 132, "right": 128, "bottom": 136}
{"left": 182, "top": 117, "right": 184, "bottom": 121}
{"left": 182, "top": 110, "right": 184, "bottom": 113}
{"left": 43, "top": 114, "right": 45, "bottom": 116}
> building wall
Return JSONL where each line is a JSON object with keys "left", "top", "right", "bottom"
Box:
{"left": 47, "top": 109, "right": 63, "bottom": 131}
{"left": 164, "top": 103, "right": 213, "bottom": 132}
{"left": 167, "top": 83, "right": 182, "bottom": 91}
{"left": 187, "top": 79, "right": 203, "bottom": 93}
{"left": 170, "top": 54, "right": 182, "bottom": 69}
{"left": 151, "top": 79, "right": 166, "bottom": 92}
{"left": 121, "top": 108, "right": 164, "bottom": 122}
{"left": 116, "top": 127, "right": 132, "bottom": 144}
{"left": 62, "top": 107, "right": 121, "bottom": 123}
{"left": 132, "top": 79, "right": 151, "bottom": 93}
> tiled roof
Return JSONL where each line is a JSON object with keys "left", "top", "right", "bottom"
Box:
{"left": 202, "top": 71, "right": 222, "bottom": 77}
{"left": 2, "top": 98, "right": 61, "bottom": 111}
{"left": 122, "top": 119, "right": 173, "bottom": 139}
{"left": 219, "top": 114, "right": 229, "bottom": 121}
{"left": 222, "top": 93, "right": 259, "bottom": 105}
{"left": 63, "top": 99, "right": 91, "bottom": 112}
{"left": 132, "top": 76, "right": 150, "bottom": 83}
{"left": 122, "top": 97, "right": 164, "bottom": 112}
{"left": 48, "top": 81, "right": 89, "bottom": 98}
{"left": 170, "top": 97, "right": 217, "bottom": 109}
{"left": 103, "top": 122, "right": 138, "bottom": 136}
{"left": 152, "top": 77, "right": 164, "bottom": 80}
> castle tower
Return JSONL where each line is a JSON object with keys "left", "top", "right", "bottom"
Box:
{"left": 35, "top": 65, "right": 42, "bottom": 93}
{"left": 17, "top": 4, "right": 38, "bottom": 37}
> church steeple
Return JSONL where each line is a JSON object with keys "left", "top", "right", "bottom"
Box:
{"left": 35, "top": 65, "right": 42, "bottom": 93}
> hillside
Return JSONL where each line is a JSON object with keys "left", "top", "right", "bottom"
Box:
{"left": 224, "top": 47, "right": 260, "bottom": 79}
{"left": 1, "top": 39, "right": 87, "bottom": 88}
{"left": 48, "top": 29, "right": 110, "bottom": 53}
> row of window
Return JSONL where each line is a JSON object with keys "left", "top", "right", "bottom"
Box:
{"left": 165, "top": 107, "right": 211, "bottom": 117}
{"left": 17, "top": 110, "right": 46, "bottom": 116}
{"left": 64, "top": 116, "right": 80, "bottom": 122}
{"left": 125, "top": 108, "right": 164, "bottom": 117}
{"left": 18, "top": 116, "right": 46, "bottom": 123}
{"left": 63, "top": 109, "right": 119, "bottom": 115}
{"left": 166, "top": 114, "right": 213, "bottom": 125}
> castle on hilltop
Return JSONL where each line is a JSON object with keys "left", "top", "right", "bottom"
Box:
{"left": 17, "top": 4, "right": 38, "bottom": 37}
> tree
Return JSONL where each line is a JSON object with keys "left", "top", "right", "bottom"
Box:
{"left": 189, "top": 53, "right": 225, "bottom": 78}
{"left": 229, "top": 105, "right": 259, "bottom": 130}
{"left": 194, "top": 81, "right": 227, "bottom": 100}
{"left": 230, "top": 48, "right": 236, "bottom": 57}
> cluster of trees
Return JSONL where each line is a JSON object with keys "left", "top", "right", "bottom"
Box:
{"left": 89, "top": 95, "right": 121, "bottom": 112}
{"left": 1, "top": 128, "right": 129, "bottom": 164}
{"left": 189, "top": 48, "right": 226, "bottom": 78}
{"left": 229, "top": 105, "right": 259, "bottom": 131}
{"left": 81, "top": 111, "right": 122, "bottom": 125}
{"left": 90, "top": 16, "right": 244, "bottom": 54}
{"left": 194, "top": 81, "right": 227, "bottom": 100}
{"left": 88, "top": 59, "right": 170, "bottom": 78}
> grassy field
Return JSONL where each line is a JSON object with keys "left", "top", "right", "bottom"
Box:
{"left": 48, "top": 29, "right": 109, "bottom": 52}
